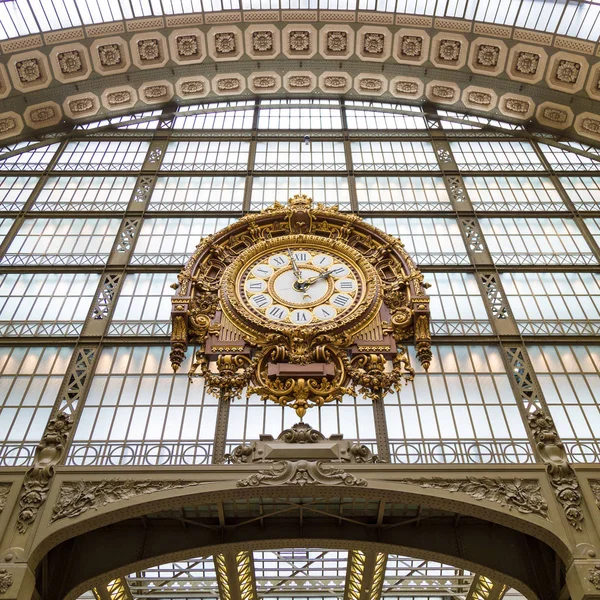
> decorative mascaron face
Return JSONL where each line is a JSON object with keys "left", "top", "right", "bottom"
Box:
{"left": 240, "top": 246, "right": 360, "bottom": 326}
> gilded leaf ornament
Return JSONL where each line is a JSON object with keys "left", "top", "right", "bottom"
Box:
{"left": 397, "top": 476, "right": 549, "bottom": 518}
{"left": 50, "top": 479, "right": 199, "bottom": 523}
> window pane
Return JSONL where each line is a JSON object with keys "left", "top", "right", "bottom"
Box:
{"left": 68, "top": 346, "right": 218, "bottom": 466}
{"left": 254, "top": 141, "right": 347, "bottom": 171}
{"left": 0, "top": 176, "right": 38, "bottom": 211}
{"left": 351, "top": 141, "right": 438, "bottom": 170}
{"left": 385, "top": 345, "right": 533, "bottom": 464}
{"left": 0, "top": 346, "right": 73, "bottom": 466}
{"left": 161, "top": 141, "right": 250, "bottom": 171}
{"left": 0, "top": 273, "right": 99, "bottom": 336}
{"left": 1, "top": 218, "right": 121, "bottom": 266}
{"left": 56, "top": 141, "right": 150, "bottom": 170}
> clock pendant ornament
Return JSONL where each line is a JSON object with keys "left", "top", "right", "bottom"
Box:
{"left": 170, "top": 195, "right": 432, "bottom": 418}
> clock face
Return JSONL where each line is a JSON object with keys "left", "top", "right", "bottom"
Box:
{"left": 240, "top": 248, "right": 360, "bottom": 326}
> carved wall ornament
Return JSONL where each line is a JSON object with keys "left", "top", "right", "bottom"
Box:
{"left": 0, "top": 116, "right": 17, "bottom": 134}
{"left": 327, "top": 31, "right": 347, "bottom": 52}
{"left": 590, "top": 480, "right": 600, "bottom": 509}
{"left": 180, "top": 80, "right": 204, "bottom": 95}
{"left": 0, "top": 570, "right": 13, "bottom": 595}
{"left": 68, "top": 98, "right": 94, "bottom": 113}
{"left": 289, "top": 30, "right": 310, "bottom": 51}
{"left": 0, "top": 484, "right": 10, "bottom": 513}
{"left": 528, "top": 410, "right": 584, "bottom": 530}
{"left": 438, "top": 39, "right": 461, "bottom": 62}
{"left": 289, "top": 75, "right": 312, "bottom": 88}
{"left": 106, "top": 91, "right": 132, "bottom": 106}
{"left": 398, "top": 477, "right": 549, "bottom": 518}
{"left": 468, "top": 91, "right": 492, "bottom": 106}
{"left": 50, "top": 479, "right": 200, "bottom": 523}
{"left": 431, "top": 85, "right": 455, "bottom": 99}
{"left": 143, "top": 85, "right": 169, "bottom": 100}
{"left": 217, "top": 78, "right": 241, "bottom": 91}
{"left": 363, "top": 32, "right": 385, "bottom": 54}
{"left": 17, "top": 412, "right": 73, "bottom": 533}
{"left": 504, "top": 98, "right": 530, "bottom": 114}
{"left": 543, "top": 107, "right": 568, "bottom": 123}
{"left": 589, "top": 565, "right": 600, "bottom": 590}
{"left": 476, "top": 44, "right": 499, "bottom": 67}
{"left": 237, "top": 460, "right": 368, "bottom": 487}
{"left": 324, "top": 76, "right": 347, "bottom": 88}
{"left": 57, "top": 50, "right": 82, "bottom": 74}
{"left": 29, "top": 106, "right": 56, "bottom": 123}
{"left": 359, "top": 78, "right": 383, "bottom": 91}
{"left": 400, "top": 35, "right": 422, "bottom": 57}
{"left": 15, "top": 58, "right": 41, "bottom": 83}
{"left": 176, "top": 34, "right": 200, "bottom": 57}
{"left": 137, "top": 38, "right": 161, "bottom": 61}
{"left": 214, "top": 32, "right": 236, "bottom": 54}
{"left": 98, "top": 43, "right": 122, "bottom": 67}
{"left": 555, "top": 59, "right": 581, "bottom": 84}
{"left": 252, "top": 30, "right": 273, "bottom": 52}
{"left": 582, "top": 118, "right": 600, "bottom": 134}
{"left": 515, "top": 51, "right": 539, "bottom": 74}
{"left": 396, "top": 81, "right": 419, "bottom": 94}
{"left": 253, "top": 76, "right": 276, "bottom": 89}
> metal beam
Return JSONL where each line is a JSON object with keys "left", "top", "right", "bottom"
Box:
{"left": 466, "top": 574, "right": 508, "bottom": 600}
{"left": 215, "top": 551, "right": 257, "bottom": 600}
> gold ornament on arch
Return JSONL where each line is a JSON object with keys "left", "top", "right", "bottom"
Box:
{"left": 170, "top": 194, "right": 432, "bottom": 418}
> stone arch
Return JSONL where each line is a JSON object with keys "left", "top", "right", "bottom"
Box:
{"left": 28, "top": 479, "right": 573, "bottom": 600}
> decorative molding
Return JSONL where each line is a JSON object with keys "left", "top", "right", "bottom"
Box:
{"left": 589, "top": 565, "right": 600, "bottom": 590}
{"left": 17, "top": 413, "right": 73, "bottom": 533}
{"left": 528, "top": 410, "right": 584, "bottom": 530}
{"left": 589, "top": 480, "right": 600, "bottom": 509}
{"left": 397, "top": 477, "right": 549, "bottom": 518}
{"left": 0, "top": 569, "right": 13, "bottom": 595}
{"left": 237, "top": 460, "right": 368, "bottom": 487}
{"left": 50, "top": 479, "right": 200, "bottom": 523}
{"left": 0, "top": 484, "right": 10, "bottom": 513}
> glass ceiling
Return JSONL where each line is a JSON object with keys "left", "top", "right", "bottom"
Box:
{"left": 0, "top": 0, "right": 599, "bottom": 41}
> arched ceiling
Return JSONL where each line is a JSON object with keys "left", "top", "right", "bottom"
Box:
{"left": 0, "top": 8, "right": 600, "bottom": 144}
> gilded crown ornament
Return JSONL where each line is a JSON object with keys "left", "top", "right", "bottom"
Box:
{"left": 170, "top": 195, "right": 431, "bottom": 418}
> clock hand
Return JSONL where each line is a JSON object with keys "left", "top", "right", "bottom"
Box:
{"left": 287, "top": 248, "right": 304, "bottom": 284}
{"left": 302, "top": 269, "right": 335, "bottom": 287}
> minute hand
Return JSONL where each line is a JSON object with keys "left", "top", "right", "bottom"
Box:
{"left": 303, "top": 269, "right": 335, "bottom": 286}
{"left": 287, "top": 248, "right": 303, "bottom": 282}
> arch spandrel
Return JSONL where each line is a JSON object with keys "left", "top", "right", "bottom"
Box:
{"left": 23, "top": 466, "right": 576, "bottom": 600}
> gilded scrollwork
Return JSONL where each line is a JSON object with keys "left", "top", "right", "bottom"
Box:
{"left": 170, "top": 195, "right": 431, "bottom": 418}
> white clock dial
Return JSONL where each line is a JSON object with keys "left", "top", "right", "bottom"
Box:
{"left": 239, "top": 246, "right": 362, "bottom": 328}
{"left": 250, "top": 293, "right": 273, "bottom": 309}
{"left": 272, "top": 267, "right": 330, "bottom": 306}
{"left": 246, "top": 278, "right": 267, "bottom": 293}
{"left": 265, "top": 304, "right": 289, "bottom": 321}
{"left": 335, "top": 278, "right": 357, "bottom": 293}
{"left": 330, "top": 293, "right": 353, "bottom": 309}
{"left": 329, "top": 264, "right": 350, "bottom": 278}
{"left": 313, "top": 304, "right": 336, "bottom": 321}
{"left": 290, "top": 309, "right": 313, "bottom": 324}
{"left": 312, "top": 254, "right": 333, "bottom": 268}
{"left": 252, "top": 264, "right": 274, "bottom": 279}
{"left": 268, "top": 254, "right": 290, "bottom": 269}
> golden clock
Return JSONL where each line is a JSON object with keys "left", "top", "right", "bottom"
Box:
{"left": 220, "top": 234, "right": 381, "bottom": 337}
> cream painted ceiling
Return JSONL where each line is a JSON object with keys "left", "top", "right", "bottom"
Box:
{"left": 0, "top": 7, "right": 600, "bottom": 144}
